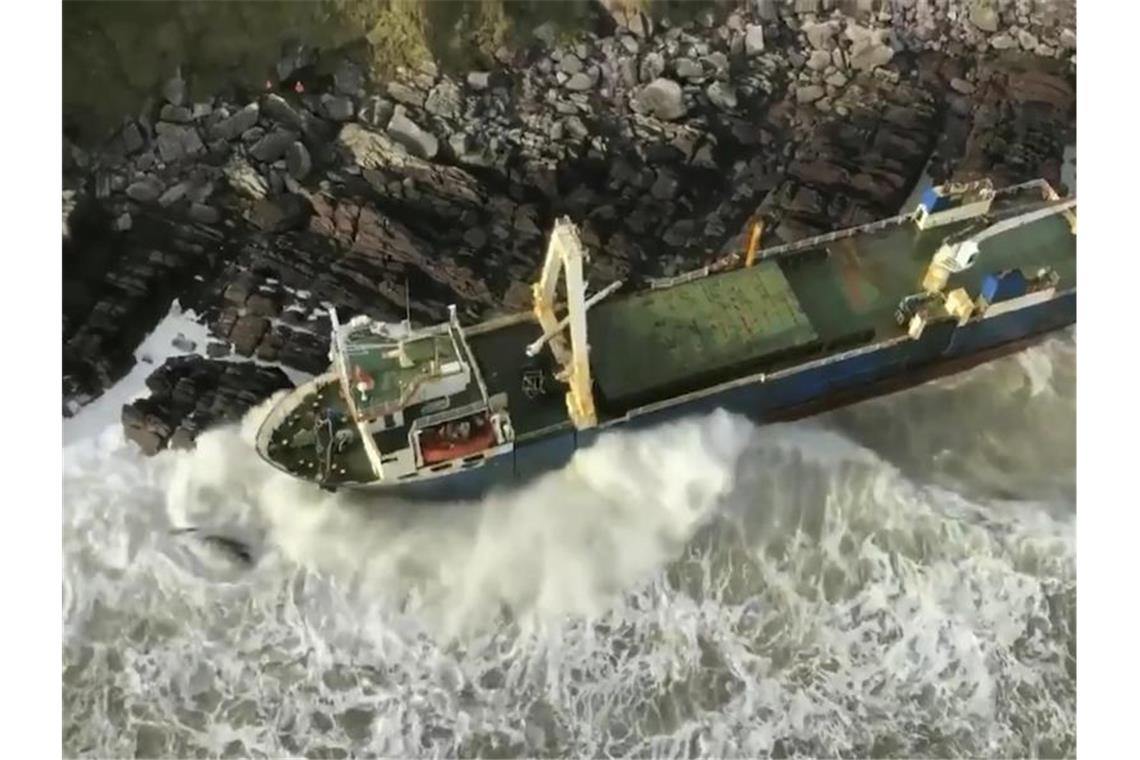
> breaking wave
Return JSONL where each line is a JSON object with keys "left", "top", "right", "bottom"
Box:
{"left": 63, "top": 331, "right": 1075, "bottom": 758}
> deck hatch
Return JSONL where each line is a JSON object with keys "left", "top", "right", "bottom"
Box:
{"left": 588, "top": 259, "right": 819, "bottom": 404}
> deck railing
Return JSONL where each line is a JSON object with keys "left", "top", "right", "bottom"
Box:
{"left": 647, "top": 211, "right": 918, "bottom": 291}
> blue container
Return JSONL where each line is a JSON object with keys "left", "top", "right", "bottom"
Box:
{"left": 920, "top": 187, "right": 952, "bottom": 213}
{"left": 981, "top": 269, "right": 1029, "bottom": 304}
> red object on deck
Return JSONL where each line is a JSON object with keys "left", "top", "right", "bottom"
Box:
{"left": 420, "top": 416, "right": 495, "bottom": 465}
{"left": 351, "top": 365, "right": 374, "bottom": 391}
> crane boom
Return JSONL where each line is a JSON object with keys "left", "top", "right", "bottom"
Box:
{"left": 529, "top": 217, "right": 601, "bottom": 429}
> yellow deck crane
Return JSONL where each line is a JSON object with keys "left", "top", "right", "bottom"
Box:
{"left": 527, "top": 217, "right": 622, "bottom": 430}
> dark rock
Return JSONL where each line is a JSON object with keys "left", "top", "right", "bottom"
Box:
{"left": 386, "top": 82, "right": 424, "bottom": 108}
{"left": 280, "top": 309, "right": 305, "bottom": 326}
{"left": 159, "top": 104, "right": 193, "bottom": 124}
{"left": 559, "top": 54, "right": 584, "bottom": 75}
{"left": 223, "top": 281, "right": 250, "bottom": 306}
{"left": 755, "top": 0, "right": 778, "bottom": 22}
{"left": 650, "top": 171, "right": 679, "bottom": 200}
{"left": 186, "top": 179, "right": 216, "bottom": 204}
{"left": 262, "top": 93, "right": 304, "bottom": 130}
{"left": 565, "top": 72, "right": 594, "bottom": 91}
{"left": 463, "top": 228, "right": 488, "bottom": 249}
{"left": 171, "top": 333, "right": 197, "bottom": 353}
{"left": 277, "top": 40, "right": 316, "bottom": 82}
{"left": 618, "top": 58, "right": 638, "bottom": 88}
{"left": 121, "top": 356, "right": 293, "bottom": 455}
{"left": 386, "top": 107, "right": 438, "bottom": 159}
{"left": 706, "top": 81, "right": 738, "bottom": 111}
{"left": 249, "top": 129, "right": 298, "bottom": 163}
{"left": 211, "top": 307, "right": 240, "bottom": 339}
{"left": 286, "top": 142, "right": 312, "bottom": 181}
{"left": 124, "top": 422, "right": 165, "bottom": 456}
{"left": 249, "top": 193, "right": 312, "bottom": 233}
{"left": 637, "top": 78, "right": 686, "bottom": 121}
{"left": 126, "top": 177, "right": 164, "bottom": 203}
{"left": 188, "top": 203, "right": 221, "bottom": 225}
{"left": 246, "top": 293, "right": 280, "bottom": 317}
{"left": 334, "top": 59, "right": 365, "bottom": 96}
{"left": 663, "top": 218, "right": 695, "bottom": 247}
{"left": 563, "top": 116, "right": 589, "bottom": 140}
{"left": 320, "top": 94, "right": 355, "bottom": 122}
{"left": 358, "top": 96, "right": 395, "bottom": 128}
{"left": 206, "top": 342, "right": 230, "bottom": 358}
{"left": 155, "top": 124, "right": 205, "bottom": 162}
{"left": 268, "top": 169, "right": 286, "bottom": 197}
{"left": 120, "top": 122, "right": 145, "bottom": 154}
{"left": 640, "top": 52, "right": 666, "bottom": 84}
{"left": 273, "top": 329, "right": 330, "bottom": 375}
{"left": 425, "top": 80, "right": 462, "bottom": 119}
{"left": 157, "top": 182, "right": 189, "bottom": 207}
{"left": 241, "top": 126, "right": 267, "bottom": 146}
{"left": 256, "top": 332, "right": 282, "bottom": 362}
{"left": 163, "top": 72, "right": 186, "bottom": 106}
{"left": 230, "top": 315, "right": 269, "bottom": 356}
{"left": 169, "top": 426, "right": 196, "bottom": 451}
{"left": 675, "top": 58, "right": 703, "bottom": 81}
{"left": 209, "top": 103, "right": 260, "bottom": 142}
{"left": 532, "top": 21, "right": 558, "bottom": 48}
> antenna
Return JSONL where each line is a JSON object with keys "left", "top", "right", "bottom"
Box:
{"left": 404, "top": 278, "right": 411, "bottom": 327}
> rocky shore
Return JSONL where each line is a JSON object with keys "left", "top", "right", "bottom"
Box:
{"left": 61, "top": 0, "right": 1076, "bottom": 456}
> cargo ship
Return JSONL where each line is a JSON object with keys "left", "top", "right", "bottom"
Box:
{"left": 255, "top": 178, "right": 1077, "bottom": 500}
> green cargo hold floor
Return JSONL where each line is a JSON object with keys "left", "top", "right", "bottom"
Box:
{"left": 588, "top": 259, "right": 819, "bottom": 405}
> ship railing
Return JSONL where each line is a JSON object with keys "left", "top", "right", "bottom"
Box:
{"left": 648, "top": 266, "right": 710, "bottom": 290}
{"left": 748, "top": 212, "right": 916, "bottom": 260}
{"left": 449, "top": 306, "right": 491, "bottom": 407}
{"left": 648, "top": 211, "right": 918, "bottom": 291}
{"left": 992, "top": 178, "right": 1065, "bottom": 201}
{"left": 254, "top": 372, "right": 339, "bottom": 464}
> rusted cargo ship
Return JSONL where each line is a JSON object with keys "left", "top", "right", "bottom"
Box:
{"left": 255, "top": 177, "right": 1077, "bottom": 500}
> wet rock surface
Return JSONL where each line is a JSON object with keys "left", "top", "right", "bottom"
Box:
{"left": 121, "top": 355, "right": 293, "bottom": 455}
{"left": 60, "top": 0, "right": 1076, "bottom": 452}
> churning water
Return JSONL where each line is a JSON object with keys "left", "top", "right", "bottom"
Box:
{"left": 62, "top": 330, "right": 1076, "bottom": 758}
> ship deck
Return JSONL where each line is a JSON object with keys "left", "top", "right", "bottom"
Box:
{"left": 466, "top": 185, "right": 1075, "bottom": 429}
{"left": 262, "top": 184, "right": 1077, "bottom": 482}
{"left": 263, "top": 379, "right": 379, "bottom": 485}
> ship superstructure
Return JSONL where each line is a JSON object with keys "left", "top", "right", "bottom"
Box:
{"left": 256, "top": 307, "right": 516, "bottom": 488}
{"left": 256, "top": 177, "right": 1076, "bottom": 498}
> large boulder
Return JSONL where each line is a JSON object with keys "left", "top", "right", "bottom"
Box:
{"left": 209, "top": 103, "right": 260, "bottom": 142}
{"left": 637, "top": 78, "right": 686, "bottom": 121}
{"left": 745, "top": 24, "right": 765, "bottom": 56}
{"left": 386, "top": 107, "right": 439, "bottom": 159}
{"left": 969, "top": 2, "right": 1000, "bottom": 33}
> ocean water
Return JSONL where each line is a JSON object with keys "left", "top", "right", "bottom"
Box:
{"left": 62, "top": 330, "right": 1076, "bottom": 759}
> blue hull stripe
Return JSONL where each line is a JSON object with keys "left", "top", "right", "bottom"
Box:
{"left": 374, "top": 292, "right": 1076, "bottom": 501}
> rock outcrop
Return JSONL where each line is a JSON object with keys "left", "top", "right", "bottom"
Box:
{"left": 60, "top": 0, "right": 1076, "bottom": 448}
{"left": 121, "top": 356, "right": 293, "bottom": 455}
